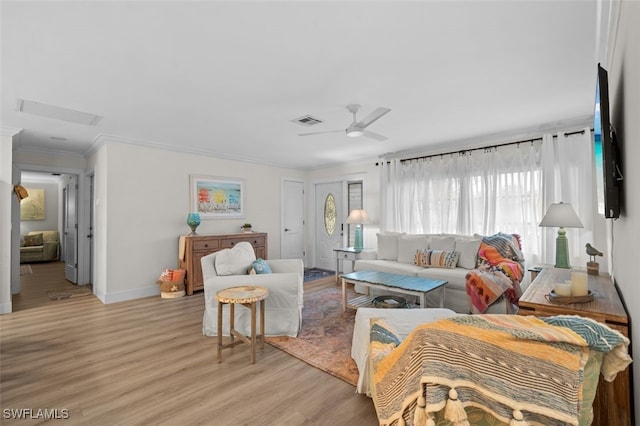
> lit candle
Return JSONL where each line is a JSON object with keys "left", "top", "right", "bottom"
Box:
{"left": 571, "top": 271, "right": 589, "bottom": 296}
{"left": 554, "top": 282, "right": 573, "bottom": 296}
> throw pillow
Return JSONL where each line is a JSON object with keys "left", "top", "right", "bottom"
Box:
{"left": 455, "top": 238, "right": 482, "bottom": 269}
{"left": 369, "top": 318, "right": 402, "bottom": 367}
{"left": 376, "top": 232, "right": 405, "bottom": 261}
{"left": 397, "top": 235, "right": 429, "bottom": 264}
{"left": 249, "top": 258, "right": 272, "bottom": 275}
{"left": 214, "top": 242, "right": 256, "bottom": 276}
{"left": 24, "top": 233, "right": 44, "bottom": 247}
{"left": 415, "top": 249, "right": 460, "bottom": 269}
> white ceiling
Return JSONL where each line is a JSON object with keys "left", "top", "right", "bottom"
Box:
{"left": 1, "top": 1, "right": 606, "bottom": 169}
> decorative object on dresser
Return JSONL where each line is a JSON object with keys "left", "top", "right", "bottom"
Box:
{"left": 240, "top": 223, "right": 252, "bottom": 233}
{"left": 178, "top": 232, "right": 267, "bottom": 295}
{"left": 585, "top": 242, "right": 603, "bottom": 275}
{"left": 186, "top": 213, "right": 200, "bottom": 235}
{"left": 344, "top": 209, "right": 371, "bottom": 250}
{"left": 539, "top": 202, "right": 583, "bottom": 268}
{"left": 518, "top": 266, "right": 632, "bottom": 425}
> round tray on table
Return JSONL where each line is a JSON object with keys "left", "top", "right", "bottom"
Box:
{"left": 373, "top": 295, "right": 409, "bottom": 309}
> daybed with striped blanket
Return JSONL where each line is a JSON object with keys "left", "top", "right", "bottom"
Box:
{"left": 370, "top": 314, "right": 632, "bottom": 426}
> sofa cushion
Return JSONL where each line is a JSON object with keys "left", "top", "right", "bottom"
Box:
{"left": 24, "top": 233, "right": 43, "bottom": 247}
{"left": 397, "top": 235, "right": 429, "bottom": 263}
{"left": 455, "top": 237, "right": 482, "bottom": 269}
{"left": 214, "top": 243, "right": 256, "bottom": 276}
{"left": 376, "top": 232, "right": 405, "bottom": 261}
{"left": 355, "top": 259, "right": 423, "bottom": 276}
{"left": 415, "top": 249, "right": 460, "bottom": 269}
{"left": 428, "top": 235, "right": 455, "bottom": 251}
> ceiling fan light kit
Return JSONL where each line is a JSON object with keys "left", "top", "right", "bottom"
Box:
{"left": 299, "top": 104, "right": 391, "bottom": 140}
{"left": 347, "top": 128, "right": 364, "bottom": 137}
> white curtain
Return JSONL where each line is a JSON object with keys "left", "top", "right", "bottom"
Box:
{"left": 380, "top": 127, "right": 593, "bottom": 267}
{"left": 540, "top": 129, "right": 594, "bottom": 267}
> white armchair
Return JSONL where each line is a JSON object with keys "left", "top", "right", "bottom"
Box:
{"left": 201, "top": 243, "right": 304, "bottom": 337}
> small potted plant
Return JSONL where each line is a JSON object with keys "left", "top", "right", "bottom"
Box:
{"left": 241, "top": 223, "right": 252, "bottom": 233}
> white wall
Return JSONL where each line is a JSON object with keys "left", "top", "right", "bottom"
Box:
{"left": 91, "top": 141, "right": 305, "bottom": 303}
{"left": 0, "top": 130, "right": 17, "bottom": 313}
{"left": 608, "top": 1, "right": 640, "bottom": 421}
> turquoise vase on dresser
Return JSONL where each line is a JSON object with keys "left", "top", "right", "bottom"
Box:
{"left": 186, "top": 213, "right": 201, "bottom": 235}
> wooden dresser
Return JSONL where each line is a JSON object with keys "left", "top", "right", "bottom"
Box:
{"left": 178, "top": 232, "right": 268, "bottom": 295}
{"left": 518, "top": 266, "right": 631, "bottom": 425}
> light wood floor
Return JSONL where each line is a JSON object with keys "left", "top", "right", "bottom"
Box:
{"left": 1, "top": 263, "right": 378, "bottom": 425}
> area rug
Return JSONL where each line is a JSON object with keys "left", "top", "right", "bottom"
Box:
{"left": 303, "top": 267, "right": 334, "bottom": 283}
{"left": 47, "top": 283, "right": 93, "bottom": 300}
{"left": 20, "top": 264, "right": 33, "bottom": 276}
{"left": 266, "top": 285, "right": 359, "bottom": 386}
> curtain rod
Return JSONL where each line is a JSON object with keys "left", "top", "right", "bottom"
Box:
{"left": 375, "top": 129, "right": 587, "bottom": 166}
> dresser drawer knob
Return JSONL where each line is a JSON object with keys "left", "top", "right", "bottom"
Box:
{"left": 204, "top": 244, "right": 208, "bottom": 248}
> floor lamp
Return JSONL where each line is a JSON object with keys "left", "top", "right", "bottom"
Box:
{"left": 345, "top": 209, "right": 370, "bottom": 251}
{"left": 539, "top": 202, "right": 583, "bottom": 268}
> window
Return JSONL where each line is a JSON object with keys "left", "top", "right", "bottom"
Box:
{"left": 347, "top": 182, "right": 363, "bottom": 246}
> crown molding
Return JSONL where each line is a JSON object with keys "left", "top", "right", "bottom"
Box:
{"left": 89, "top": 133, "right": 306, "bottom": 170}
{"left": 1, "top": 126, "right": 22, "bottom": 138}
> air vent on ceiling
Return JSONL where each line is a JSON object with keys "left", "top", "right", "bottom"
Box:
{"left": 292, "top": 115, "right": 324, "bottom": 127}
{"left": 16, "top": 98, "right": 102, "bottom": 126}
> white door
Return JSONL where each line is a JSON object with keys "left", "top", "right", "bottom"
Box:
{"left": 281, "top": 179, "right": 305, "bottom": 260}
{"left": 315, "top": 181, "right": 343, "bottom": 271}
{"left": 64, "top": 175, "right": 78, "bottom": 283}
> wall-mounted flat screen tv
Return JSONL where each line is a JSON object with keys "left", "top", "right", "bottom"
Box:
{"left": 593, "top": 63, "right": 622, "bottom": 219}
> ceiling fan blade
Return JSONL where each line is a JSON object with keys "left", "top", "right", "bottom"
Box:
{"left": 362, "top": 130, "right": 388, "bottom": 141}
{"left": 298, "top": 130, "right": 344, "bottom": 136}
{"left": 355, "top": 107, "right": 391, "bottom": 129}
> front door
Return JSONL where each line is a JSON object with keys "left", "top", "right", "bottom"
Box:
{"left": 63, "top": 175, "right": 78, "bottom": 283}
{"left": 315, "top": 181, "right": 343, "bottom": 271}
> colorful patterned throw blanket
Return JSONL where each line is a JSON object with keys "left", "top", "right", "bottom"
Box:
{"left": 466, "top": 233, "right": 524, "bottom": 313}
{"left": 372, "top": 314, "right": 631, "bottom": 426}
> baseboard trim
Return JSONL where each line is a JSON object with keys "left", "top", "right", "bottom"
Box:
{"left": 101, "top": 285, "right": 160, "bottom": 304}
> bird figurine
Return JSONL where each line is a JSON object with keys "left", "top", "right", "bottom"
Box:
{"left": 585, "top": 243, "right": 603, "bottom": 263}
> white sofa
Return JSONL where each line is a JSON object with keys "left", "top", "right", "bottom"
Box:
{"left": 354, "top": 232, "right": 525, "bottom": 314}
{"left": 201, "top": 242, "right": 304, "bottom": 337}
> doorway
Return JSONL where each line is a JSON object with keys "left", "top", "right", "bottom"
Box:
{"left": 13, "top": 168, "right": 93, "bottom": 311}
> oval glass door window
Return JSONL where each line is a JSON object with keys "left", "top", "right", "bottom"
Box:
{"left": 324, "top": 193, "right": 337, "bottom": 235}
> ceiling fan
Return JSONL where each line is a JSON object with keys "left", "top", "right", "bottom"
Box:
{"left": 299, "top": 104, "right": 391, "bottom": 141}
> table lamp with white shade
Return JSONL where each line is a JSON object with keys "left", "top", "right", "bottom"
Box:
{"left": 539, "top": 202, "right": 583, "bottom": 268}
{"left": 345, "top": 209, "right": 370, "bottom": 251}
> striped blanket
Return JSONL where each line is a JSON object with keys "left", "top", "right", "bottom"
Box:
{"left": 372, "top": 314, "right": 631, "bottom": 426}
{"left": 466, "top": 233, "right": 524, "bottom": 313}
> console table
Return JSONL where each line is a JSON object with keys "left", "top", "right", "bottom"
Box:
{"left": 178, "top": 233, "right": 267, "bottom": 295}
{"left": 518, "top": 266, "right": 631, "bottom": 425}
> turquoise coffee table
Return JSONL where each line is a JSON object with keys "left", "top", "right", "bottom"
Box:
{"left": 340, "top": 270, "right": 447, "bottom": 311}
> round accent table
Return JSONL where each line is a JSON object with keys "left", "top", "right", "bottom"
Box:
{"left": 216, "top": 285, "right": 269, "bottom": 364}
